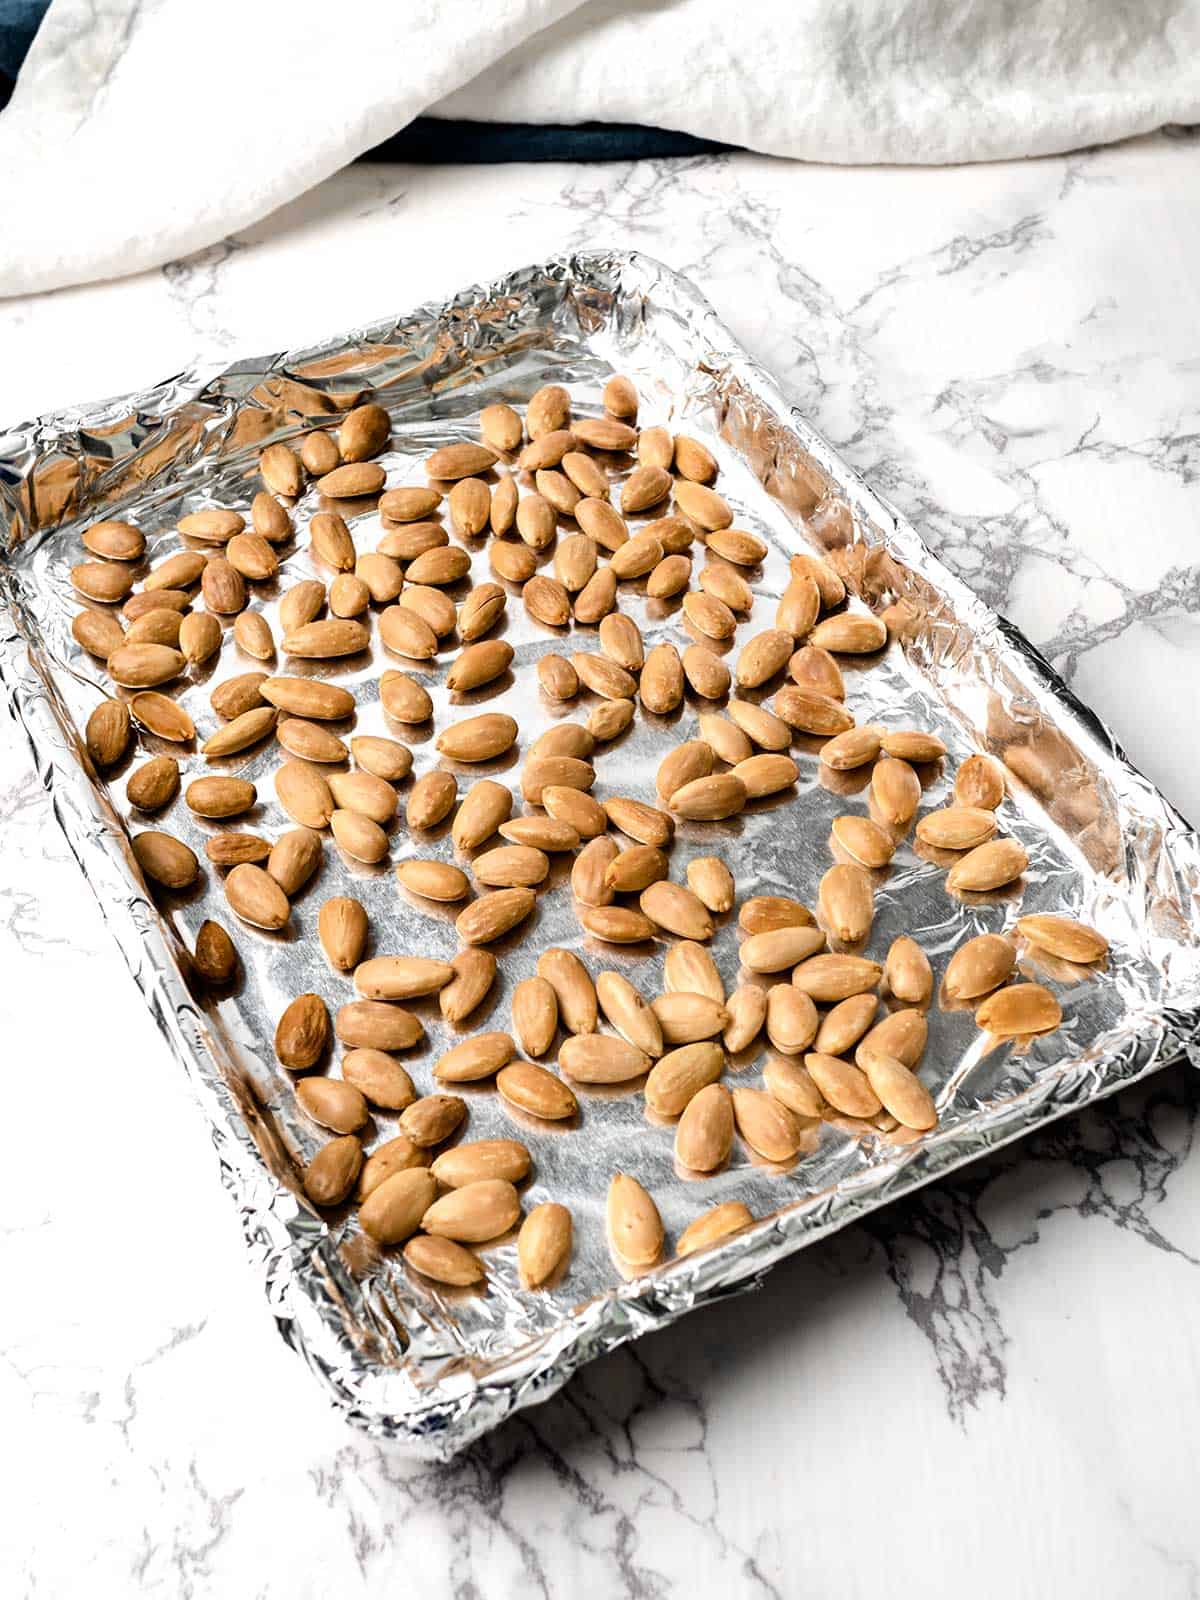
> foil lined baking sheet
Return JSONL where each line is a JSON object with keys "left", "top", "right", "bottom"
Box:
{"left": 2, "top": 252, "right": 1199, "bottom": 1458}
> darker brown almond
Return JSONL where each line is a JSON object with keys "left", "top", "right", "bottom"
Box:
{"left": 185, "top": 776, "right": 256, "bottom": 819}
{"left": 132, "top": 830, "right": 199, "bottom": 890}
{"left": 338, "top": 402, "right": 390, "bottom": 462}
{"left": 86, "top": 698, "right": 131, "bottom": 768}
{"left": 193, "top": 920, "right": 238, "bottom": 985}
{"left": 204, "top": 833, "right": 270, "bottom": 866}
{"left": 126, "top": 755, "right": 180, "bottom": 811}
{"left": 275, "top": 993, "right": 330, "bottom": 1071}
{"left": 304, "top": 1136, "right": 364, "bottom": 1208}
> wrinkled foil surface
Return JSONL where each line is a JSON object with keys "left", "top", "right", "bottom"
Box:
{"left": 2, "top": 253, "right": 1199, "bottom": 1459}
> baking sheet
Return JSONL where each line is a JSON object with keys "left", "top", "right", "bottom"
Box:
{"left": 2, "top": 251, "right": 1199, "bottom": 1458}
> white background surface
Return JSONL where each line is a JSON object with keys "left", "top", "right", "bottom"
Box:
{"left": 2, "top": 133, "right": 1200, "bottom": 1596}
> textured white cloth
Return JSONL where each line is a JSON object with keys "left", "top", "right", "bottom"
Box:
{"left": 3, "top": 0, "right": 1199, "bottom": 298}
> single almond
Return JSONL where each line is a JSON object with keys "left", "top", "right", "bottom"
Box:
{"left": 85, "top": 698, "right": 131, "bottom": 767}
{"left": 607, "top": 1173, "right": 663, "bottom": 1265}
{"left": 108, "top": 642, "right": 186, "bottom": 688}
{"left": 451, "top": 778, "right": 513, "bottom": 851}
{"left": 883, "top": 937, "right": 933, "bottom": 1006}
{"left": 776, "top": 575, "right": 821, "bottom": 637}
{"left": 359, "top": 1168, "right": 438, "bottom": 1245}
{"left": 379, "top": 521, "right": 448, "bottom": 562}
{"left": 283, "top": 619, "right": 369, "bottom": 659}
{"left": 739, "top": 895, "right": 815, "bottom": 934}
{"left": 664, "top": 941, "right": 724, "bottom": 1002}
{"left": 262, "top": 676, "right": 355, "bottom": 720}
{"left": 437, "top": 712, "right": 518, "bottom": 763}
{"left": 637, "top": 426, "right": 674, "bottom": 470}
{"left": 535, "top": 468, "right": 581, "bottom": 517}
{"left": 459, "top": 582, "right": 507, "bottom": 641}
{"left": 674, "top": 481, "right": 732, "bottom": 531}
{"left": 523, "top": 574, "right": 572, "bottom": 628}
{"left": 1016, "top": 914, "right": 1107, "bottom": 964}
{"left": 274, "top": 993, "right": 330, "bottom": 1071}
{"left": 497, "top": 1060, "right": 578, "bottom": 1121}
{"left": 455, "top": 887, "right": 536, "bottom": 944}
{"left": 860, "top": 1053, "right": 938, "bottom": 1130}
{"left": 127, "top": 754, "right": 180, "bottom": 811}
{"left": 576, "top": 497, "right": 628, "bottom": 551}
{"left": 435, "top": 1031, "right": 515, "bottom": 1083}
{"left": 831, "top": 815, "right": 895, "bottom": 869}
{"left": 335, "top": 999, "right": 423, "bottom": 1052}
{"left": 683, "top": 590, "right": 736, "bottom": 641}
{"left": 518, "top": 1203, "right": 573, "bottom": 1288}
{"left": 727, "top": 699, "right": 791, "bottom": 752}
{"left": 530, "top": 722, "right": 595, "bottom": 761}
{"left": 791, "top": 953, "right": 882, "bottom": 1002}
{"left": 640, "top": 643, "right": 684, "bottom": 714}
{"left": 669, "top": 774, "right": 748, "bottom": 821}
{"left": 640, "top": 881, "right": 714, "bottom": 941}
{"left": 448, "top": 476, "right": 490, "bottom": 537}
{"left": 684, "top": 857, "right": 734, "bottom": 914}
{"left": 871, "top": 757, "right": 922, "bottom": 828}
{"left": 644, "top": 1041, "right": 724, "bottom": 1116}
{"left": 521, "top": 755, "right": 595, "bottom": 805}
{"left": 185, "top": 775, "right": 256, "bottom": 819}
{"left": 560, "top": 1033, "right": 650, "bottom": 1083}
{"left": 577, "top": 904, "right": 656, "bottom": 943}
{"left": 537, "top": 653, "right": 579, "bottom": 700}
{"left": 357, "top": 1136, "right": 428, "bottom": 1202}
{"left": 609, "top": 531, "right": 664, "bottom": 580}
{"left": 440, "top": 947, "right": 497, "bottom": 1022}
{"left": 431, "top": 1139, "right": 532, "bottom": 1189}
{"left": 677, "top": 1202, "right": 753, "bottom": 1258}
{"left": 423, "top": 1177, "right": 520, "bottom": 1243}
{"left": 604, "top": 843, "right": 667, "bottom": 895}
{"left": 575, "top": 415, "right": 637, "bottom": 452}
{"left": 71, "top": 562, "right": 134, "bottom": 603}
{"left": 603, "top": 796, "right": 674, "bottom": 846}
{"left": 656, "top": 740, "right": 713, "bottom": 801}
{"left": 210, "top": 671, "right": 267, "bottom": 719}
{"left": 267, "top": 827, "right": 323, "bottom": 895}
{"left": 225, "top": 862, "right": 289, "bottom": 928}
{"left": 856, "top": 1008, "right": 928, "bottom": 1069}
{"left": 381, "top": 671, "right": 433, "bottom": 724}
{"left": 788, "top": 643, "right": 845, "bottom": 699}
{"left": 765, "top": 984, "right": 819, "bottom": 1054}
{"left": 406, "top": 770, "right": 457, "bottom": 829}
{"left": 646, "top": 553, "right": 692, "bottom": 599}
{"left": 276, "top": 760, "right": 334, "bottom": 829}
{"left": 403, "top": 1235, "right": 486, "bottom": 1287}
{"left": 512, "top": 976, "right": 558, "bottom": 1057}
{"left": 406, "top": 544, "right": 472, "bottom": 587}
{"left": 132, "top": 829, "right": 199, "bottom": 890}
{"left": 814, "top": 992, "right": 878, "bottom": 1057}
{"left": 356, "top": 551, "right": 405, "bottom": 604}
{"left": 699, "top": 561, "right": 753, "bottom": 612}
{"left": 354, "top": 955, "right": 454, "bottom": 1001}
{"left": 201, "top": 558, "right": 247, "bottom": 615}
{"left": 946, "top": 837, "right": 1029, "bottom": 893}
{"left": 571, "top": 835, "right": 619, "bottom": 906}
{"left": 774, "top": 686, "right": 854, "bottom": 736}
{"left": 573, "top": 564, "right": 618, "bottom": 624}
{"left": 818, "top": 863, "right": 874, "bottom": 943}
{"left": 279, "top": 580, "right": 326, "bottom": 634}
{"left": 809, "top": 613, "right": 888, "bottom": 654}
{"left": 675, "top": 1083, "right": 733, "bottom": 1172}
{"left": 723, "top": 985, "right": 768, "bottom": 1052}
{"left": 698, "top": 713, "right": 753, "bottom": 767}
{"left": 735, "top": 629, "right": 793, "bottom": 688}
{"left": 192, "top": 920, "right": 237, "bottom": 985}
{"left": 489, "top": 540, "right": 537, "bottom": 584}
{"left": 445, "top": 639, "right": 514, "bottom": 694}
{"left": 178, "top": 612, "right": 221, "bottom": 663}
{"left": 821, "top": 725, "right": 883, "bottom": 772}
{"left": 379, "top": 486, "right": 442, "bottom": 522}
{"left": 731, "top": 1087, "right": 802, "bottom": 1161}
{"left": 318, "top": 896, "right": 368, "bottom": 969}
{"left": 943, "top": 934, "right": 1017, "bottom": 999}
{"left": 123, "top": 588, "right": 189, "bottom": 621}
{"left": 762, "top": 1055, "right": 824, "bottom": 1117}
{"left": 955, "top": 754, "right": 1006, "bottom": 811}
{"left": 316, "top": 462, "right": 385, "bottom": 499}
{"left": 562, "top": 451, "right": 609, "bottom": 499}
{"left": 277, "top": 718, "right": 348, "bottom": 763}
{"left": 595, "top": 971, "right": 663, "bottom": 1057}
{"left": 328, "top": 769, "right": 397, "bottom": 825}
{"left": 251, "top": 492, "right": 292, "bottom": 543}
{"left": 72, "top": 608, "right": 126, "bottom": 659}
{"left": 396, "top": 859, "right": 471, "bottom": 902}
{"left": 130, "top": 692, "right": 195, "bottom": 742}
{"left": 526, "top": 386, "right": 571, "bottom": 439}
{"left": 803, "top": 1052, "right": 881, "bottom": 1118}
{"left": 652, "top": 992, "right": 729, "bottom": 1044}
{"left": 916, "top": 806, "right": 998, "bottom": 851}
{"left": 205, "top": 833, "right": 270, "bottom": 866}
{"left": 202, "top": 705, "right": 277, "bottom": 757}
{"left": 732, "top": 753, "right": 799, "bottom": 799}
{"left": 740, "top": 926, "right": 826, "bottom": 973}
{"left": 881, "top": 729, "right": 947, "bottom": 764}
{"left": 305, "top": 1135, "right": 364, "bottom": 1208}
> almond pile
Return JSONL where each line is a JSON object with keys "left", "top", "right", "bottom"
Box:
{"left": 70, "top": 383, "right": 1110, "bottom": 1292}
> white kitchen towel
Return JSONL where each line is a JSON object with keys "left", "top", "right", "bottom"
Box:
{"left": 3, "top": 0, "right": 1199, "bottom": 298}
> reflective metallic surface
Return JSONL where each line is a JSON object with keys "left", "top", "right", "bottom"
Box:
{"left": 2, "top": 252, "right": 1198, "bottom": 1457}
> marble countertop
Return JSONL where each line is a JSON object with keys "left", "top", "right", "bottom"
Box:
{"left": 3, "top": 131, "right": 1200, "bottom": 1597}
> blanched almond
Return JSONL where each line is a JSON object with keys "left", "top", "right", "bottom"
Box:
{"left": 821, "top": 725, "right": 883, "bottom": 772}
{"left": 357, "top": 1136, "right": 428, "bottom": 1201}
{"left": 915, "top": 806, "right": 998, "bottom": 850}
{"left": 674, "top": 481, "right": 732, "bottom": 530}
{"left": 297, "top": 1077, "right": 368, "bottom": 1135}
{"left": 596, "top": 971, "right": 663, "bottom": 1057}
{"left": 449, "top": 477, "right": 491, "bottom": 537}
{"left": 944, "top": 934, "right": 1017, "bottom": 999}
{"left": 765, "top": 984, "right": 819, "bottom": 1054}
{"left": 860, "top": 1053, "right": 938, "bottom": 1130}
{"left": 818, "top": 863, "right": 874, "bottom": 943}
{"left": 330, "top": 810, "right": 388, "bottom": 863}
{"left": 318, "top": 896, "right": 368, "bottom": 970}
{"left": 646, "top": 553, "right": 692, "bottom": 599}
{"left": 722, "top": 983, "right": 768, "bottom": 1052}
{"left": 560, "top": 1033, "right": 650, "bottom": 1083}
{"left": 537, "top": 653, "right": 579, "bottom": 700}
{"left": 637, "top": 426, "right": 673, "bottom": 470}
{"left": 707, "top": 528, "right": 766, "bottom": 567}
{"left": 640, "top": 643, "right": 684, "bottom": 714}
{"left": 885, "top": 936, "right": 933, "bottom": 1006}
{"left": 431, "top": 1139, "right": 531, "bottom": 1189}
{"left": 698, "top": 713, "right": 753, "bottom": 767}
{"left": 606, "top": 1173, "right": 663, "bottom": 1265}
{"left": 776, "top": 575, "right": 821, "bottom": 637}
{"left": 459, "top": 582, "right": 507, "bottom": 641}
{"left": 573, "top": 565, "right": 618, "bottom": 623}
{"left": 640, "top": 881, "right": 714, "bottom": 941}
{"left": 490, "top": 539, "right": 537, "bottom": 583}
{"left": 336, "top": 1000, "right": 423, "bottom": 1052}
{"left": 262, "top": 675, "right": 354, "bottom": 720}
{"left": 683, "top": 590, "right": 736, "bottom": 641}
{"left": 699, "top": 561, "right": 753, "bottom": 612}
{"left": 1016, "top": 914, "right": 1107, "bottom": 964}
{"left": 831, "top": 815, "right": 895, "bottom": 869}
{"left": 512, "top": 976, "right": 558, "bottom": 1057}
{"left": 473, "top": 844, "right": 549, "bottom": 888}
{"left": 881, "top": 729, "right": 947, "bottom": 764}
{"left": 496, "top": 1060, "right": 578, "bottom": 1120}
{"left": 354, "top": 956, "right": 454, "bottom": 1000}
{"left": 740, "top": 926, "right": 826, "bottom": 973}
{"left": 855, "top": 1008, "right": 928, "bottom": 1069}
{"left": 664, "top": 940, "right": 724, "bottom": 1003}
{"left": 522, "top": 755, "right": 595, "bottom": 805}
{"left": 400, "top": 1094, "right": 467, "bottom": 1148}
{"left": 435, "top": 1031, "right": 515, "bottom": 1083}
{"left": 543, "top": 786, "right": 607, "bottom": 839}
{"left": 652, "top": 992, "right": 729, "bottom": 1044}
{"left": 676, "top": 1202, "right": 753, "bottom": 1257}
{"left": 108, "top": 642, "right": 186, "bottom": 688}
{"left": 523, "top": 574, "right": 572, "bottom": 628}
{"left": 871, "top": 757, "right": 922, "bottom": 827}
{"left": 396, "top": 859, "right": 470, "bottom": 901}
{"left": 403, "top": 1235, "right": 486, "bottom": 1286}
{"left": 604, "top": 843, "right": 667, "bottom": 895}
{"left": 72, "top": 608, "right": 126, "bottom": 659}
{"left": 803, "top": 1052, "right": 881, "bottom": 1118}
{"left": 644, "top": 1041, "right": 724, "bottom": 1116}
{"left": 657, "top": 741, "right": 714, "bottom": 801}
{"left": 762, "top": 1055, "right": 824, "bottom": 1117}
{"left": 731, "top": 1087, "right": 802, "bottom": 1161}
{"left": 731, "top": 753, "right": 799, "bottom": 799}
{"left": 739, "top": 895, "right": 814, "bottom": 934}
{"left": 303, "top": 1136, "right": 363, "bottom": 1207}
{"left": 809, "top": 613, "right": 887, "bottom": 655}
{"left": 130, "top": 692, "right": 195, "bottom": 742}
{"left": 946, "top": 837, "right": 1028, "bottom": 892}
{"left": 813, "top": 992, "right": 878, "bottom": 1056}
{"left": 603, "top": 796, "right": 674, "bottom": 846}
{"left": 577, "top": 905, "right": 655, "bottom": 943}
{"left": 406, "top": 770, "right": 457, "bottom": 830}
{"left": 955, "top": 754, "right": 1006, "bottom": 811}
{"left": 455, "top": 887, "right": 536, "bottom": 944}
{"left": 669, "top": 774, "right": 748, "bottom": 820}
{"left": 589, "top": 698, "right": 636, "bottom": 740}
{"left": 774, "top": 686, "right": 854, "bottom": 737}
{"left": 571, "top": 835, "right": 619, "bottom": 906}
{"left": 518, "top": 1203, "right": 573, "bottom": 1288}
{"left": 440, "top": 947, "right": 496, "bottom": 1023}
{"left": 576, "top": 497, "right": 628, "bottom": 551}
{"left": 234, "top": 605, "right": 276, "bottom": 656}
{"left": 675, "top": 1083, "right": 733, "bottom": 1171}
{"left": 283, "top": 618, "right": 369, "bottom": 658}
{"left": 499, "top": 816, "right": 580, "bottom": 851}
{"left": 178, "top": 611, "right": 222, "bottom": 663}
{"left": 360, "top": 1168, "right": 437, "bottom": 1245}
{"left": 223, "top": 861, "right": 289, "bottom": 927}
{"left": 791, "top": 953, "right": 882, "bottom": 1002}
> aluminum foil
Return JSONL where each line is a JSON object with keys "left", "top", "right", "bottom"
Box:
{"left": 2, "top": 251, "right": 1200, "bottom": 1459}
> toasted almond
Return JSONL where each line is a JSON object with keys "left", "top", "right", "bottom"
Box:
{"left": 473, "top": 844, "right": 549, "bottom": 889}
{"left": 377, "top": 673, "right": 430, "bottom": 727}
{"left": 277, "top": 582, "right": 325, "bottom": 637}
{"left": 522, "top": 574, "right": 571, "bottom": 629}
{"left": 640, "top": 880, "right": 714, "bottom": 941}
{"left": 498, "top": 816, "right": 580, "bottom": 852}
{"left": 677, "top": 1201, "right": 753, "bottom": 1257}
{"left": 354, "top": 956, "right": 454, "bottom": 1002}
{"left": 201, "top": 558, "right": 247, "bottom": 615}
{"left": 683, "top": 590, "right": 736, "bottom": 641}
{"left": 698, "top": 713, "right": 753, "bottom": 767}
{"left": 818, "top": 863, "right": 874, "bottom": 943}
{"left": 314, "top": 462, "right": 385, "bottom": 499}
{"left": 776, "top": 575, "right": 821, "bottom": 637}
{"left": 831, "top": 815, "right": 895, "bottom": 869}
{"left": 71, "top": 562, "right": 134, "bottom": 603}
{"left": 379, "top": 522, "right": 448, "bottom": 564}
{"left": 455, "top": 887, "right": 536, "bottom": 945}
{"left": 669, "top": 774, "right": 748, "bottom": 821}
{"left": 762, "top": 1055, "right": 824, "bottom": 1117}
{"left": 639, "top": 643, "right": 684, "bottom": 715}
{"left": 409, "top": 545, "right": 475, "bottom": 587}
{"left": 299, "top": 430, "right": 339, "bottom": 478}
{"left": 423, "top": 1178, "right": 520, "bottom": 1243}
{"left": 726, "top": 700, "right": 791, "bottom": 753}
{"left": 664, "top": 941, "right": 724, "bottom": 1003}
{"left": 731, "top": 753, "right": 799, "bottom": 799}
{"left": 459, "top": 582, "right": 507, "bottom": 642}
{"left": 576, "top": 497, "right": 628, "bottom": 551}
{"left": 821, "top": 725, "right": 883, "bottom": 772}
{"left": 774, "top": 686, "right": 854, "bottom": 737}
{"left": 600, "top": 375, "right": 638, "bottom": 420}
{"left": 591, "top": 698, "right": 638, "bottom": 745}
{"left": 534, "top": 468, "right": 580, "bottom": 518}
{"left": 201, "top": 705, "right": 277, "bottom": 757}
{"left": 577, "top": 904, "right": 656, "bottom": 943}
{"left": 561, "top": 450, "right": 609, "bottom": 499}
{"left": 573, "top": 565, "right": 618, "bottom": 624}
{"left": 656, "top": 740, "right": 714, "bottom": 801}
{"left": 131, "top": 830, "right": 198, "bottom": 891}
{"left": 127, "top": 754, "right": 180, "bottom": 811}
{"left": 406, "top": 770, "right": 457, "bottom": 830}
{"left": 955, "top": 754, "right": 1006, "bottom": 811}
{"left": 530, "top": 723, "right": 595, "bottom": 762}
{"left": 601, "top": 796, "right": 672, "bottom": 847}
{"left": 432, "top": 1139, "right": 532, "bottom": 1189}
{"left": 814, "top": 992, "right": 878, "bottom": 1056}
{"left": 276, "top": 718, "right": 347, "bottom": 764}
{"left": 683, "top": 857, "right": 734, "bottom": 915}
{"left": 860, "top": 1053, "right": 938, "bottom": 1130}
{"left": 877, "top": 937, "right": 930, "bottom": 1009}
{"left": 1016, "top": 914, "right": 1107, "bottom": 964}
{"left": 644, "top": 1041, "right": 724, "bottom": 1117}
{"left": 699, "top": 561, "right": 753, "bottom": 613}
{"left": 360, "top": 1168, "right": 438, "bottom": 1245}
{"left": 354, "top": 551, "right": 404, "bottom": 605}
{"left": 526, "top": 386, "right": 571, "bottom": 440}
{"left": 791, "top": 953, "right": 881, "bottom": 1002}
{"left": 252, "top": 492, "right": 292, "bottom": 543}
{"left": 108, "top": 642, "right": 186, "bottom": 689}
{"left": 438, "top": 712, "right": 519, "bottom": 764}
{"left": 283, "top": 619, "right": 369, "bottom": 659}
{"left": 357, "top": 1136, "right": 428, "bottom": 1202}
{"left": 440, "top": 947, "right": 497, "bottom": 1022}
{"left": 674, "top": 480, "right": 732, "bottom": 530}
{"left": 568, "top": 652, "right": 634, "bottom": 702}
{"left": 435, "top": 1031, "right": 515, "bottom": 1083}
{"left": 881, "top": 729, "right": 947, "bottom": 765}
{"left": 520, "top": 432, "right": 575, "bottom": 475}
{"left": 446, "top": 780, "right": 509, "bottom": 853}
{"left": 309, "top": 511, "right": 357, "bottom": 572}
{"left": 595, "top": 971, "right": 663, "bottom": 1058}
{"left": 809, "top": 613, "right": 887, "bottom": 654}
{"left": 722, "top": 984, "right": 768, "bottom": 1053}
{"left": 649, "top": 512, "right": 697, "bottom": 553}
{"left": 380, "top": 486, "right": 443, "bottom": 523}
{"left": 946, "top": 837, "right": 1028, "bottom": 893}
{"left": 604, "top": 843, "right": 667, "bottom": 896}
{"left": 297, "top": 1078, "right": 368, "bottom": 1137}
{"left": 448, "top": 477, "right": 491, "bottom": 537}
{"left": 635, "top": 426, "right": 672, "bottom": 470}
{"left": 731, "top": 1086, "right": 802, "bottom": 1160}
{"left": 527, "top": 948, "right": 593, "bottom": 1036}
{"left": 275, "top": 760, "right": 334, "bottom": 829}
{"left": 185, "top": 775, "right": 256, "bottom": 819}
{"left": 610, "top": 531, "right": 665, "bottom": 580}
{"left": 675, "top": 1082, "right": 734, "bottom": 1172}
{"left": 317, "top": 896, "right": 368, "bottom": 970}
{"left": 606, "top": 1173, "right": 663, "bottom": 1265}
{"left": 652, "top": 992, "right": 729, "bottom": 1045}
{"left": 560, "top": 1033, "right": 649, "bottom": 1083}
{"left": 478, "top": 401, "right": 523, "bottom": 454}
{"left": 943, "top": 933, "right": 1017, "bottom": 999}
{"left": 571, "top": 835, "right": 619, "bottom": 907}
{"left": 497, "top": 1060, "right": 578, "bottom": 1121}
{"left": 803, "top": 1052, "right": 881, "bottom": 1118}
{"left": 123, "top": 588, "right": 190, "bottom": 621}
{"left": 396, "top": 859, "right": 470, "bottom": 902}
{"left": 489, "top": 540, "right": 537, "bottom": 584}
{"left": 443, "top": 639, "right": 513, "bottom": 696}
{"left": 916, "top": 806, "right": 998, "bottom": 851}
{"left": 225, "top": 861, "right": 289, "bottom": 928}
{"left": 646, "top": 553, "right": 692, "bottom": 599}
{"left": 261, "top": 678, "right": 354, "bottom": 724}
{"left": 518, "top": 1203, "right": 573, "bottom": 1288}
{"left": 327, "top": 770, "right": 397, "bottom": 826}
{"left": 765, "top": 984, "right": 819, "bottom": 1054}
{"left": 522, "top": 756, "right": 595, "bottom": 805}
{"left": 177, "top": 611, "right": 221, "bottom": 663}
{"left": 368, "top": 1108, "right": 447, "bottom": 1181}
{"left": 300, "top": 1139, "right": 361, "bottom": 1209}
{"left": 274, "top": 993, "right": 329, "bottom": 1071}
{"left": 855, "top": 1008, "right": 928, "bottom": 1069}
{"left": 739, "top": 895, "right": 814, "bottom": 934}
{"left": 125, "top": 602, "right": 180, "bottom": 649}
{"left": 594, "top": 614, "right": 642, "bottom": 674}
{"left": 82, "top": 519, "right": 145, "bottom": 561}
{"left": 537, "top": 653, "right": 579, "bottom": 701}
{"left": 85, "top": 698, "right": 131, "bottom": 768}
{"left": 789, "top": 551, "right": 845, "bottom": 608}
{"left": 72, "top": 608, "right": 126, "bottom": 659}
{"left": 871, "top": 758, "right": 922, "bottom": 828}
{"left": 511, "top": 976, "right": 558, "bottom": 1057}
{"left": 403, "top": 1235, "right": 486, "bottom": 1286}
{"left": 265, "top": 827, "right": 322, "bottom": 895}
{"left": 130, "top": 692, "right": 195, "bottom": 742}
{"left": 740, "top": 926, "right": 826, "bottom": 972}
{"left": 210, "top": 671, "right": 267, "bottom": 719}
{"left": 378, "top": 605, "right": 436, "bottom": 662}
{"left": 205, "top": 833, "right": 270, "bottom": 866}
{"left": 226, "top": 532, "right": 279, "bottom": 582}
{"left": 541, "top": 787, "right": 605, "bottom": 841}
{"left": 733, "top": 628, "right": 790, "bottom": 689}
{"left": 706, "top": 528, "right": 766, "bottom": 568}
{"left": 145, "top": 551, "right": 207, "bottom": 592}
{"left": 569, "top": 416, "right": 635, "bottom": 454}
{"left": 336, "top": 1000, "right": 423, "bottom": 1053}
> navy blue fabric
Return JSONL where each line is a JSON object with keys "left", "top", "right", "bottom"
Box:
{"left": 0, "top": 2, "right": 736, "bottom": 158}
